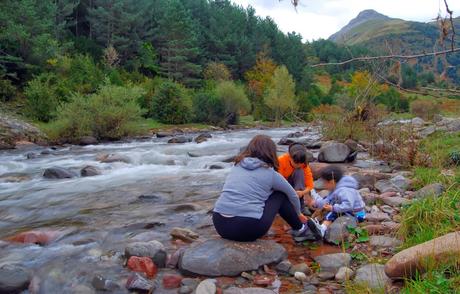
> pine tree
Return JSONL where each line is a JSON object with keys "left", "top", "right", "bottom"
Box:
{"left": 154, "top": 0, "right": 202, "bottom": 87}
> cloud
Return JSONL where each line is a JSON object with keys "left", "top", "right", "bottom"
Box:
{"left": 232, "top": 0, "right": 460, "bottom": 41}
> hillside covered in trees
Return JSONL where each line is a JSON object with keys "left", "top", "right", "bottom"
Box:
{"left": 1, "top": 0, "right": 459, "bottom": 143}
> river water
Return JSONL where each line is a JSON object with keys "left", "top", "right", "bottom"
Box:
{"left": 0, "top": 127, "right": 322, "bottom": 293}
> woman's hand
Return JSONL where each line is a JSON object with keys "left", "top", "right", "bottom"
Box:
{"left": 298, "top": 213, "right": 308, "bottom": 223}
{"left": 324, "top": 204, "right": 333, "bottom": 211}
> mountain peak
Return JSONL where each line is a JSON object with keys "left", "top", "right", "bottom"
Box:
{"left": 329, "top": 9, "right": 391, "bottom": 42}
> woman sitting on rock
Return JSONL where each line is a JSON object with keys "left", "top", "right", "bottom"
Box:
{"left": 213, "top": 135, "right": 312, "bottom": 242}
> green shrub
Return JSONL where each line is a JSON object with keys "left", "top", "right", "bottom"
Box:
{"left": 51, "top": 83, "right": 146, "bottom": 141}
{"left": 25, "top": 73, "right": 60, "bottom": 122}
{"left": 0, "top": 77, "right": 16, "bottom": 102}
{"left": 192, "top": 89, "right": 225, "bottom": 124}
{"left": 376, "top": 88, "right": 409, "bottom": 113}
{"left": 215, "top": 81, "right": 250, "bottom": 125}
{"left": 150, "top": 80, "right": 192, "bottom": 124}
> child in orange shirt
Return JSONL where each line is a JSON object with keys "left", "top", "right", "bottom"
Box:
{"left": 278, "top": 143, "right": 314, "bottom": 213}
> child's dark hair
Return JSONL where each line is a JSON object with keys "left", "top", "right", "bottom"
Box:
{"left": 320, "top": 165, "right": 343, "bottom": 182}
{"left": 289, "top": 143, "right": 308, "bottom": 164}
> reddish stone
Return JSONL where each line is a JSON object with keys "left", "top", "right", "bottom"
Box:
{"left": 162, "top": 274, "right": 182, "bottom": 289}
{"left": 6, "top": 230, "right": 61, "bottom": 245}
{"left": 380, "top": 191, "right": 398, "bottom": 198}
{"left": 253, "top": 275, "right": 274, "bottom": 286}
{"left": 127, "top": 256, "right": 157, "bottom": 278}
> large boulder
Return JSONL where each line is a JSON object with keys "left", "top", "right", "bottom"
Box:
{"left": 355, "top": 264, "right": 390, "bottom": 290}
{"left": 325, "top": 216, "right": 357, "bottom": 245}
{"left": 0, "top": 113, "right": 47, "bottom": 149}
{"left": 413, "top": 183, "right": 444, "bottom": 199}
{"left": 43, "top": 167, "right": 77, "bottom": 179}
{"left": 318, "top": 143, "right": 351, "bottom": 163}
{"left": 0, "top": 264, "right": 30, "bottom": 294}
{"left": 179, "top": 239, "right": 287, "bottom": 276}
{"left": 194, "top": 133, "right": 212, "bottom": 144}
{"left": 125, "top": 241, "right": 166, "bottom": 267}
{"left": 313, "top": 253, "right": 351, "bottom": 274}
{"left": 385, "top": 231, "right": 460, "bottom": 279}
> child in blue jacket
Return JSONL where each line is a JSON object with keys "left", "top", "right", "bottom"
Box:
{"left": 306, "top": 165, "right": 366, "bottom": 240}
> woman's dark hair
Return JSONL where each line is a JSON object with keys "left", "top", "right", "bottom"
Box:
{"left": 289, "top": 143, "right": 308, "bottom": 164}
{"left": 320, "top": 165, "right": 344, "bottom": 182}
{"left": 235, "top": 135, "right": 279, "bottom": 170}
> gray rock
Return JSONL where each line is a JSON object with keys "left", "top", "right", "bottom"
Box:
{"left": 303, "top": 284, "right": 317, "bottom": 294}
{"left": 325, "top": 216, "right": 357, "bottom": 245}
{"left": 375, "top": 179, "right": 398, "bottom": 193}
{"left": 419, "top": 125, "right": 436, "bottom": 137}
{"left": 413, "top": 183, "right": 444, "bottom": 199}
{"left": 0, "top": 265, "right": 30, "bottom": 294}
{"left": 80, "top": 165, "right": 101, "bottom": 177}
{"left": 179, "top": 286, "right": 194, "bottom": 294}
{"left": 208, "top": 164, "right": 225, "bottom": 170}
{"left": 318, "top": 143, "right": 351, "bottom": 163}
{"left": 352, "top": 173, "right": 376, "bottom": 189}
{"left": 179, "top": 239, "right": 287, "bottom": 276}
{"left": 354, "top": 264, "right": 390, "bottom": 290}
{"left": 181, "top": 278, "right": 200, "bottom": 288}
{"left": 289, "top": 263, "right": 311, "bottom": 276}
{"left": 79, "top": 136, "right": 98, "bottom": 145}
{"left": 125, "top": 241, "right": 166, "bottom": 267}
{"left": 390, "top": 175, "right": 411, "bottom": 191}
{"left": 294, "top": 272, "right": 308, "bottom": 282}
{"left": 275, "top": 260, "right": 292, "bottom": 273}
{"left": 156, "top": 131, "right": 175, "bottom": 138}
{"left": 168, "top": 136, "right": 193, "bottom": 144}
{"left": 195, "top": 279, "right": 216, "bottom": 294}
{"left": 335, "top": 267, "right": 354, "bottom": 282}
{"left": 411, "top": 117, "right": 425, "bottom": 126}
{"left": 313, "top": 253, "right": 351, "bottom": 274}
{"left": 370, "top": 236, "right": 402, "bottom": 248}
{"left": 380, "top": 205, "right": 396, "bottom": 215}
{"left": 380, "top": 196, "right": 411, "bottom": 207}
{"left": 365, "top": 212, "right": 391, "bottom": 222}
{"left": 224, "top": 287, "right": 276, "bottom": 294}
{"left": 317, "top": 271, "right": 335, "bottom": 281}
{"left": 43, "top": 167, "right": 77, "bottom": 179}
{"left": 25, "top": 152, "right": 38, "bottom": 159}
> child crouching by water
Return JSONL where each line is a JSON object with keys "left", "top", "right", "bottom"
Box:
{"left": 213, "top": 135, "right": 313, "bottom": 242}
{"left": 306, "top": 166, "right": 366, "bottom": 240}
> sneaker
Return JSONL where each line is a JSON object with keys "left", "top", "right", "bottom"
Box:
{"left": 306, "top": 218, "right": 323, "bottom": 240}
{"left": 293, "top": 227, "right": 317, "bottom": 242}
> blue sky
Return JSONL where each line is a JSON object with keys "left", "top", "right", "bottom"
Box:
{"left": 232, "top": 0, "right": 460, "bottom": 41}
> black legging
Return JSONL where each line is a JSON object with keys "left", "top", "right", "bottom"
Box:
{"left": 213, "top": 191, "right": 303, "bottom": 242}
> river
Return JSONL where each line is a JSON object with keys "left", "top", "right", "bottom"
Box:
{"left": 0, "top": 127, "right": 322, "bottom": 293}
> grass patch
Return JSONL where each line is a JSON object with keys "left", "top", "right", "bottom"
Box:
{"left": 401, "top": 265, "right": 460, "bottom": 294}
{"left": 398, "top": 190, "right": 460, "bottom": 249}
{"left": 418, "top": 131, "right": 460, "bottom": 168}
{"left": 345, "top": 282, "right": 384, "bottom": 294}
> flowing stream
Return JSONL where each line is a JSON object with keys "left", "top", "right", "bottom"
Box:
{"left": 0, "top": 127, "right": 326, "bottom": 293}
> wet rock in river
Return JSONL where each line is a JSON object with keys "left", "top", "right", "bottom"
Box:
{"left": 385, "top": 231, "right": 460, "bottom": 279}
{"left": 6, "top": 230, "right": 62, "bottom": 245}
{"left": 195, "top": 133, "right": 212, "bottom": 144}
{"left": 355, "top": 264, "right": 390, "bottom": 290}
{"left": 208, "top": 163, "right": 225, "bottom": 170}
{"left": 318, "top": 143, "right": 351, "bottom": 163}
{"left": 25, "top": 152, "right": 38, "bottom": 159}
{"left": 0, "top": 172, "right": 30, "bottom": 183}
{"left": 413, "top": 183, "right": 444, "bottom": 199}
{"left": 91, "top": 275, "right": 119, "bottom": 291}
{"left": 126, "top": 273, "right": 156, "bottom": 292}
{"left": 156, "top": 131, "right": 175, "bottom": 138}
{"left": 98, "top": 153, "right": 131, "bottom": 164}
{"left": 179, "top": 239, "right": 287, "bottom": 276}
{"left": 0, "top": 264, "right": 30, "bottom": 294}
{"left": 313, "top": 253, "right": 351, "bottom": 274}
{"left": 324, "top": 216, "right": 357, "bottom": 245}
{"left": 168, "top": 136, "right": 193, "bottom": 144}
{"left": 127, "top": 256, "right": 158, "bottom": 278}
{"left": 43, "top": 167, "right": 77, "bottom": 179}
{"left": 80, "top": 165, "right": 101, "bottom": 177}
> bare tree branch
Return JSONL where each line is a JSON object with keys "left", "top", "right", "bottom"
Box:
{"left": 443, "top": 0, "right": 456, "bottom": 51}
{"left": 311, "top": 47, "right": 460, "bottom": 67}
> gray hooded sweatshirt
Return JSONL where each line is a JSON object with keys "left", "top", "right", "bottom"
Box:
{"left": 214, "top": 157, "right": 301, "bottom": 219}
{"left": 312, "top": 176, "right": 365, "bottom": 213}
